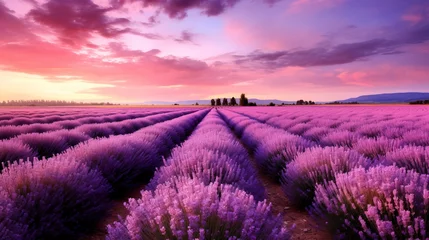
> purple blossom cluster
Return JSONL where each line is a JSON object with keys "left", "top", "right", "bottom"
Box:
{"left": 0, "top": 157, "right": 112, "bottom": 239}
{"left": 310, "top": 166, "right": 429, "bottom": 239}
{"left": 108, "top": 110, "right": 290, "bottom": 239}
{"left": 281, "top": 147, "right": 371, "bottom": 209}
{"left": 385, "top": 146, "right": 429, "bottom": 174}
{"left": 108, "top": 178, "right": 289, "bottom": 240}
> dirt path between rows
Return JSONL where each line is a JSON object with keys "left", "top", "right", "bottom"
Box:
{"left": 81, "top": 185, "right": 145, "bottom": 240}
{"left": 257, "top": 171, "right": 332, "bottom": 239}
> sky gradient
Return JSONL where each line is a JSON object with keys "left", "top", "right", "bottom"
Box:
{"left": 1, "top": 0, "right": 429, "bottom": 103}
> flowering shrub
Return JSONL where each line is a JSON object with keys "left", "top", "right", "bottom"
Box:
{"left": 353, "top": 137, "right": 401, "bottom": 160}
{"left": 281, "top": 147, "right": 370, "bottom": 208}
{"left": 0, "top": 157, "right": 111, "bottom": 239}
{"left": 0, "top": 139, "right": 36, "bottom": 167}
{"left": 17, "top": 133, "right": 69, "bottom": 158}
{"left": 254, "top": 134, "right": 314, "bottom": 180}
{"left": 148, "top": 149, "right": 265, "bottom": 200}
{"left": 107, "top": 178, "right": 290, "bottom": 240}
{"left": 288, "top": 123, "right": 312, "bottom": 135}
{"left": 61, "top": 136, "right": 161, "bottom": 191}
{"left": 385, "top": 146, "right": 429, "bottom": 174}
{"left": 302, "top": 127, "right": 330, "bottom": 142}
{"left": 320, "top": 130, "right": 359, "bottom": 148}
{"left": 402, "top": 130, "right": 429, "bottom": 147}
{"left": 310, "top": 166, "right": 429, "bottom": 239}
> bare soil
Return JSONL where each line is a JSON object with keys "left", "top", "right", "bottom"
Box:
{"left": 258, "top": 173, "right": 332, "bottom": 240}
{"left": 81, "top": 185, "right": 145, "bottom": 240}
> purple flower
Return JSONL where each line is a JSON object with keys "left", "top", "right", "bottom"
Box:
{"left": 385, "top": 146, "right": 429, "bottom": 174}
{"left": 281, "top": 147, "right": 370, "bottom": 209}
{"left": 107, "top": 178, "right": 290, "bottom": 240}
{"left": 0, "top": 157, "right": 111, "bottom": 239}
{"left": 310, "top": 166, "right": 429, "bottom": 239}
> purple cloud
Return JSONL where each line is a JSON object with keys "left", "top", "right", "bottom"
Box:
{"left": 174, "top": 30, "right": 196, "bottom": 44}
{"left": 111, "top": 0, "right": 279, "bottom": 19}
{"left": 234, "top": 24, "right": 429, "bottom": 69}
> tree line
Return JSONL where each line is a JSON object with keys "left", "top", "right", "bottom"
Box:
{"left": 0, "top": 100, "right": 118, "bottom": 106}
{"left": 210, "top": 94, "right": 257, "bottom": 106}
{"left": 410, "top": 100, "right": 429, "bottom": 105}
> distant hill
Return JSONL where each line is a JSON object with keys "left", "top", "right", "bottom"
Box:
{"left": 143, "top": 98, "right": 294, "bottom": 105}
{"left": 341, "top": 92, "right": 429, "bottom": 103}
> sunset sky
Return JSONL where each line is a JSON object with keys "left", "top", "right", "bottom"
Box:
{"left": 1, "top": 0, "right": 428, "bottom": 103}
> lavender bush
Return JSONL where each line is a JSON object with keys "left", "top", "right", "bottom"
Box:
{"left": 148, "top": 149, "right": 265, "bottom": 200}
{"left": 320, "top": 130, "right": 360, "bottom": 148}
{"left": 254, "top": 133, "right": 314, "bottom": 180}
{"left": 0, "top": 139, "right": 36, "bottom": 167}
{"left": 353, "top": 137, "right": 401, "bottom": 160}
{"left": 0, "top": 157, "right": 111, "bottom": 239}
{"left": 281, "top": 147, "right": 370, "bottom": 208}
{"left": 107, "top": 178, "right": 290, "bottom": 240}
{"left": 310, "top": 166, "right": 429, "bottom": 239}
{"left": 385, "top": 146, "right": 429, "bottom": 174}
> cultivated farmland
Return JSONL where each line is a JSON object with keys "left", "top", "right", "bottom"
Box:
{"left": 1, "top": 105, "right": 429, "bottom": 239}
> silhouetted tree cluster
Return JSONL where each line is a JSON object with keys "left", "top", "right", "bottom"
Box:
{"left": 268, "top": 102, "right": 276, "bottom": 106}
{"left": 0, "top": 100, "right": 117, "bottom": 106}
{"left": 248, "top": 102, "right": 257, "bottom": 106}
{"left": 325, "top": 101, "right": 359, "bottom": 105}
{"left": 222, "top": 98, "right": 228, "bottom": 106}
{"left": 239, "top": 94, "right": 249, "bottom": 106}
{"left": 296, "top": 100, "right": 316, "bottom": 105}
{"left": 410, "top": 100, "right": 429, "bottom": 105}
{"left": 216, "top": 98, "right": 222, "bottom": 106}
{"left": 210, "top": 95, "right": 242, "bottom": 107}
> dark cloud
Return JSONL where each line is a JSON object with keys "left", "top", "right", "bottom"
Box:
{"left": 174, "top": 30, "right": 196, "bottom": 44}
{"left": 27, "top": 0, "right": 161, "bottom": 47}
{"left": 0, "top": 1, "right": 36, "bottom": 43}
{"left": 234, "top": 23, "right": 429, "bottom": 69}
{"left": 111, "top": 0, "right": 277, "bottom": 19}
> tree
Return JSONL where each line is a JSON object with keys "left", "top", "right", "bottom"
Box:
{"left": 216, "top": 98, "right": 222, "bottom": 106}
{"left": 239, "top": 93, "right": 248, "bottom": 106}
{"left": 268, "top": 102, "right": 275, "bottom": 106}
{"left": 195, "top": 102, "right": 199, "bottom": 106}
{"left": 211, "top": 99, "right": 215, "bottom": 106}
{"left": 296, "top": 100, "right": 305, "bottom": 105}
{"left": 230, "top": 97, "right": 237, "bottom": 106}
{"left": 222, "top": 98, "right": 228, "bottom": 106}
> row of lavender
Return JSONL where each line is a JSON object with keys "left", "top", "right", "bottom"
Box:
{"left": 0, "top": 109, "right": 209, "bottom": 239}
{"left": 0, "top": 108, "right": 139, "bottom": 126}
{"left": 220, "top": 107, "right": 429, "bottom": 239}
{"left": 236, "top": 106, "right": 429, "bottom": 150}
{"left": 0, "top": 110, "right": 195, "bottom": 167}
{"left": 107, "top": 109, "right": 291, "bottom": 239}
{"left": 0, "top": 110, "right": 173, "bottom": 139}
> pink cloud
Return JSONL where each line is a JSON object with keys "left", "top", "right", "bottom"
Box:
{"left": 337, "top": 65, "right": 429, "bottom": 88}
{"left": 402, "top": 4, "right": 429, "bottom": 24}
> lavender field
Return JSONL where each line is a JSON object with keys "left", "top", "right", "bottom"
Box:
{"left": 1, "top": 105, "right": 429, "bottom": 240}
